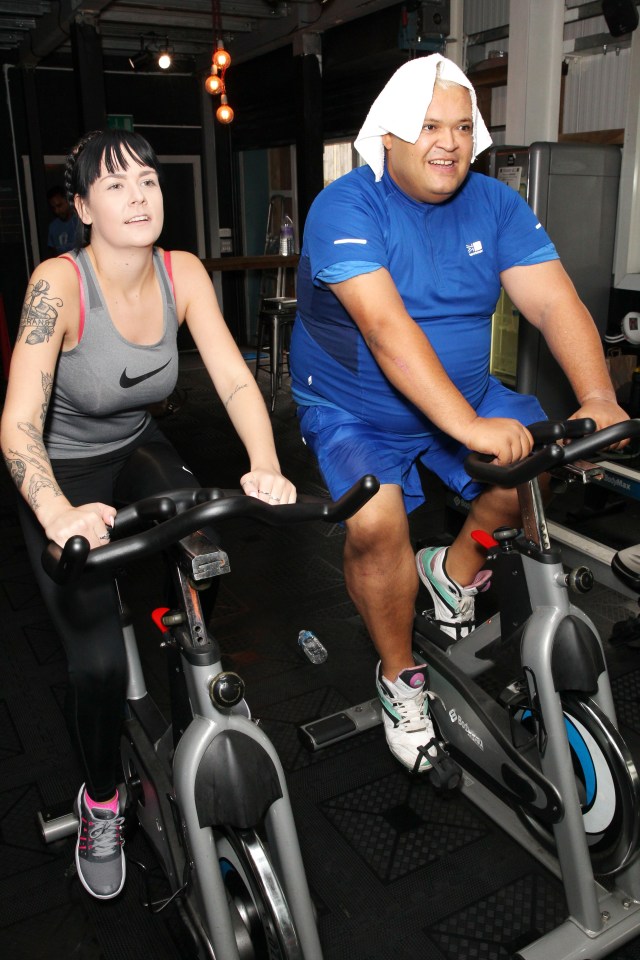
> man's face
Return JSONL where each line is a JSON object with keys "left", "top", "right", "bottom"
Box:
{"left": 382, "top": 84, "right": 474, "bottom": 204}
{"left": 49, "top": 194, "right": 71, "bottom": 220}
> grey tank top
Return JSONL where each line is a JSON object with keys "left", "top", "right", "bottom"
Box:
{"left": 45, "top": 247, "right": 179, "bottom": 459}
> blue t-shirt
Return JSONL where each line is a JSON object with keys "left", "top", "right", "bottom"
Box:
{"left": 290, "top": 166, "right": 556, "bottom": 435}
{"left": 48, "top": 214, "right": 79, "bottom": 254}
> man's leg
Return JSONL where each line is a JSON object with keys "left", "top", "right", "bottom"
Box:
{"left": 445, "top": 484, "right": 521, "bottom": 586}
{"left": 343, "top": 483, "right": 439, "bottom": 772}
{"left": 343, "top": 483, "right": 417, "bottom": 678}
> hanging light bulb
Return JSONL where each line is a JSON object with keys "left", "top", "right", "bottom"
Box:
{"left": 204, "top": 65, "right": 224, "bottom": 96}
{"left": 158, "top": 48, "right": 172, "bottom": 70}
{"left": 213, "top": 39, "right": 231, "bottom": 71}
{"left": 216, "top": 94, "right": 234, "bottom": 124}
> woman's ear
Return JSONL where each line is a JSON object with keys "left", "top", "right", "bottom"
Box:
{"left": 74, "top": 195, "right": 92, "bottom": 226}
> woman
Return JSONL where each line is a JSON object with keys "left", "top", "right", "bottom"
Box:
{"left": 0, "top": 129, "right": 296, "bottom": 900}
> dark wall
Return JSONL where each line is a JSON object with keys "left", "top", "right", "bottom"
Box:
{"left": 1, "top": 2, "right": 412, "bottom": 349}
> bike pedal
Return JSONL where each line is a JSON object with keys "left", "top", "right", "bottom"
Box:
{"left": 423, "top": 739, "right": 463, "bottom": 795}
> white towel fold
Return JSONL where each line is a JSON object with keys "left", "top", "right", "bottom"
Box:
{"left": 354, "top": 54, "right": 493, "bottom": 181}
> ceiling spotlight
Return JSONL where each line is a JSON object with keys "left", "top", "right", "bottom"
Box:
{"left": 158, "top": 47, "right": 172, "bottom": 70}
{"left": 128, "top": 44, "right": 150, "bottom": 71}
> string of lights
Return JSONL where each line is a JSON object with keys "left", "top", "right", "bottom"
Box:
{"left": 204, "top": 0, "right": 233, "bottom": 124}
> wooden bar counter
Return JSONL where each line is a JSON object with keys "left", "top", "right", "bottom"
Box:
{"left": 201, "top": 255, "right": 299, "bottom": 272}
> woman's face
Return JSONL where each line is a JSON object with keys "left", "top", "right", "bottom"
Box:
{"left": 75, "top": 149, "right": 164, "bottom": 249}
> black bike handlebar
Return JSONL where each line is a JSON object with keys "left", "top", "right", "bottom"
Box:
{"left": 42, "top": 474, "right": 381, "bottom": 585}
{"left": 464, "top": 418, "right": 640, "bottom": 488}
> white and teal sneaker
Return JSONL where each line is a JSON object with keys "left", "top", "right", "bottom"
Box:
{"left": 375, "top": 663, "right": 438, "bottom": 774}
{"left": 416, "top": 546, "right": 490, "bottom": 641}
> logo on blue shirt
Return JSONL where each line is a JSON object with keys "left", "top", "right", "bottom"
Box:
{"left": 466, "top": 240, "right": 483, "bottom": 257}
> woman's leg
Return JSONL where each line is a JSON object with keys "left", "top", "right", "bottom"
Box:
{"left": 18, "top": 468, "right": 127, "bottom": 803}
{"left": 114, "top": 434, "right": 223, "bottom": 622}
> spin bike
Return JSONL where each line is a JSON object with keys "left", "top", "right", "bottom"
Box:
{"left": 37, "top": 475, "right": 379, "bottom": 960}
{"left": 301, "top": 419, "right": 640, "bottom": 960}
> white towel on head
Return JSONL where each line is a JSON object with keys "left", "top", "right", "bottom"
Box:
{"left": 354, "top": 54, "right": 492, "bottom": 182}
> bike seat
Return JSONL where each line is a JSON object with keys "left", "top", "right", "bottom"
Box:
{"left": 612, "top": 544, "right": 640, "bottom": 592}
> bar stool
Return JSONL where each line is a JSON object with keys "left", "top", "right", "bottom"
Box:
{"left": 255, "top": 296, "right": 297, "bottom": 411}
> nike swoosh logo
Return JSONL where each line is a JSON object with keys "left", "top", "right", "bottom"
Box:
{"left": 119, "top": 359, "right": 172, "bottom": 388}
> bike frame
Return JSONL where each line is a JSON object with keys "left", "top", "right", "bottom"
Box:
{"left": 413, "top": 474, "right": 640, "bottom": 959}
{"left": 120, "top": 533, "right": 323, "bottom": 960}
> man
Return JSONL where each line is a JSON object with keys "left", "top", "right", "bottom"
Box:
{"left": 289, "top": 54, "right": 626, "bottom": 774}
{"left": 47, "top": 185, "right": 78, "bottom": 254}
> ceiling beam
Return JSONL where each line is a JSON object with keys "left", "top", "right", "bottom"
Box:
{"left": 230, "top": 0, "right": 403, "bottom": 63}
{"left": 18, "top": 0, "right": 112, "bottom": 67}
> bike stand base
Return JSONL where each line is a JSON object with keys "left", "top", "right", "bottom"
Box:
{"left": 298, "top": 698, "right": 382, "bottom": 750}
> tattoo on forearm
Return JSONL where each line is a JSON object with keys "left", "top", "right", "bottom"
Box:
{"left": 9, "top": 446, "right": 48, "bottom": 472}
{"left": 28, "top": 473, "right": 62, "bottom": 510}
{"left": 6, "top": 421, "right": 57, "bottom": 499}
{"left": 18, "top": 421, "right": 49, "bottom": 462}
{"left": 3, "top": 456, "right": 26, "bottom": 489}
{"left": 224, "top": 383, "right": 248, "bottom": 408}
{"left": 41, "top": 372, "right": 53, "bottom": 426}
{"left": 18, "top": 279, "right": 62, "bottom": 344}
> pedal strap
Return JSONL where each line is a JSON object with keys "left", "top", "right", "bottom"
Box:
{"left": 426, "top": 614, "right": 477, "bottom": 640}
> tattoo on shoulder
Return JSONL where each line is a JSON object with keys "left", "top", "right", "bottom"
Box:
{"left": 28, "top": 473, "right": 61, "bottom": 510}
{"left": 18, "top": 278, "right": 63, "bottom": 345}
{"left": 224, "top": 383, "right": 248, "bottom": 408}
{"left": 3, "top": 456, "right": 26, "bottom": 490}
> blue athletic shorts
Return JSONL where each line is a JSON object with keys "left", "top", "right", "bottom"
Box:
{"left": 297, "top": 377, "right": 547, "bottom": 513}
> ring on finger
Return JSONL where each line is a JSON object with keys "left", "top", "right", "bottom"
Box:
{"left": 269, "top": 495, "right": 281, "bottom": 502}
{"left": 99, "top": 532, "right": 111, "bottom": 541}
{"left": 259, "top": 490, "right": 270, "bottom": 496}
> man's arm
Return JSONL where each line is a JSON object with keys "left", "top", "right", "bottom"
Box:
{"left": 329, "top": 268, "right": 534, "bottom": 464}
{"left": 501, "top": 259, "right": 627, "bottom": 431}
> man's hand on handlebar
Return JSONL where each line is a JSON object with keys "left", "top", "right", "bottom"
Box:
{"left": 569, "top": 398, "right": 630, "bottom": 451}
{"left": 462, "top": 417, "right": 534, "bottom": 465}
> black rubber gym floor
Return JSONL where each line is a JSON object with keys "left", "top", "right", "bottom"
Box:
{"left": 2, "top": 353, "right": 640, "bottom": 960}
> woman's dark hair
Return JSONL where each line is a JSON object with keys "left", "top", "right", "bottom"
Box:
{"left": 64, "top": 129, "right": 163, "bottom": 248}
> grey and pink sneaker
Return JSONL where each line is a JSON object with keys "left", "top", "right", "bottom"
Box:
{"left": 375, "top": 663, "right": 438, "bottom": 773}
{"left": 75, "top": 784, "right": 126, "bottom": 900}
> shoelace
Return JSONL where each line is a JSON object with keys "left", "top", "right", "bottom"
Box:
{"left": 456, "top": 595, "right": 474, "bottom": 621}
{"left": 393, "top": 690, "right": 429, "bottom": 732}
{"left": 83, "top": 813, "right": 125, "bottom": 858}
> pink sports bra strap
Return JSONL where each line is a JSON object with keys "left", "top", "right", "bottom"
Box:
{"left": 163, "top": 250, "right": 175, "bottom": 299}
{"left": 59, "top": 254, "right": 85, "bottom": 342}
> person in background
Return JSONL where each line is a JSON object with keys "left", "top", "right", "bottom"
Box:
{"left": 289, "top": 54, "right": 627, "bottom": 775}
{"left": 47, "top": 184, "right": 79, "bottom": 254}
{"left": 2, "top": 129, "right": 296, "bottom": 900}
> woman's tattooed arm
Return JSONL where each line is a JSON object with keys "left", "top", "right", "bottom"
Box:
{"left": 2, "top": 373, "right": 62, "bottom": 509}
{"left": 18, "top": 278, "right": 62, "bottom": 345}
{"left": 5, "top": 419, "right": 62, "bottom": 508}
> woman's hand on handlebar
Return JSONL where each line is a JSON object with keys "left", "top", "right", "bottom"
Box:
{"left": 463, "top": 417, "right": 534, "bottom": 465}
{"left": 239, "top": 466, "right": 297, "bottom": 505}
{"left": 45, "top": 502, "right": 117, "bottom": 549}
{"left": 569, "top": 398, "right": 630, "bottom": 450}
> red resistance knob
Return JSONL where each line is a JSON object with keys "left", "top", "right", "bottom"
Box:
{"left": 471, "top": 529, "right": 498, "bottom": 549}
{"left": 151, "top": 606, "right": 171, "bottom": 633}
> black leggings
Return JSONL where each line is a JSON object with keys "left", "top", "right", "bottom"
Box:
{"left": 18, "top": 422, "right": 212, "bottom": 801}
